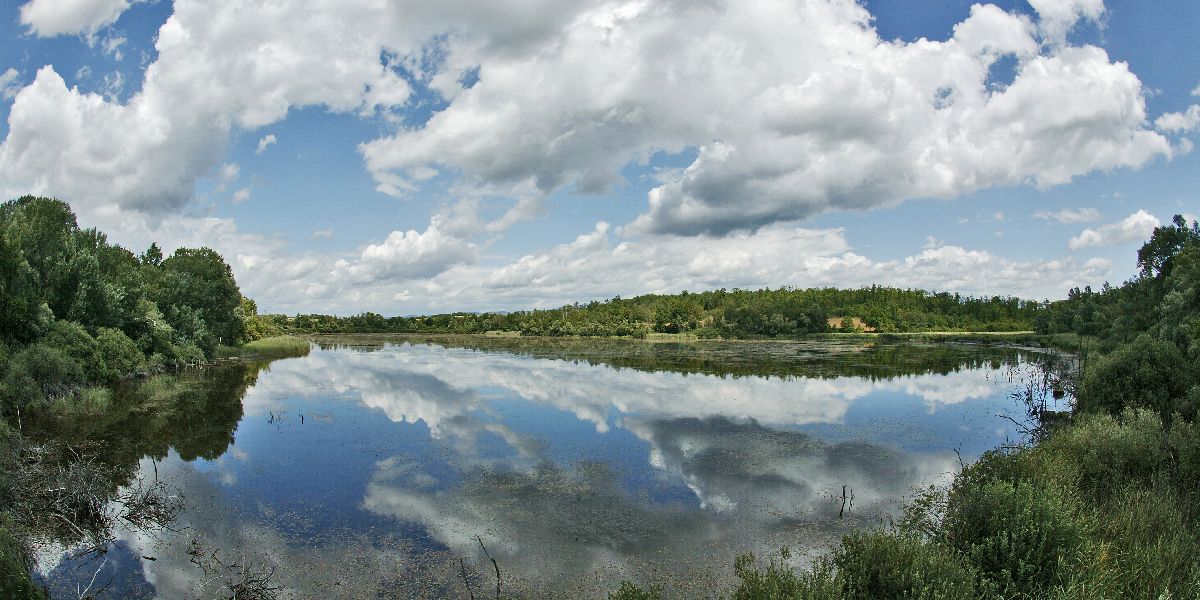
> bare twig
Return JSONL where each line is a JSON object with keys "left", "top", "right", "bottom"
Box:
{"left": 475, "top": 536, "right": 502, "bottom": 600}
{"left": 75, "top": 554, "right": 109, "bottom": 600}
{"left": 839, "top": 485, "right": 848, "bottom": 519}
{"left": 460, "top": 557, "right": 476, "bottom": 600}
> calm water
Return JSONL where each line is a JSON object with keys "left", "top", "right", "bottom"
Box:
{"left": 38, "top": 337, "right": 1056, "bottom": 599}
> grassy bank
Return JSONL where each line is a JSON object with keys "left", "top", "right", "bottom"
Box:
{"left": 215, "top": 335, "right": 311, "bottom": 360}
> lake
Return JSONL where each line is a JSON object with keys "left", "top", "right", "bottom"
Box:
{"left": 36, "top": 336, "right": 1059, "bottom": 599}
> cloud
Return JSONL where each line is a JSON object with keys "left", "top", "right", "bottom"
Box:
{"left": 79, "top": 200, "right": 1109, "bottom": 316}
{"left": 311, "top": 228, "right": 333, "bottom": 239}
{"left": 255, "top": 134, "right": 277, "bottom": 154}
{"left": 0, "top": 69, "right": 20, "bottom": 100}
{"left": 339, "top": 216, "right": 478, "bottom": 286}
{"left": 231, "top": 187, "right": 251, "bottom": 204}
{"left": 0, "top": 0, "right": 1178, "bottom": 242}
{"left": 362, "top": 0, "right": 1168, "bottom": 236}
{"left": 1, "top": 0, "right": 415, "bottom": 216}
{"left": 18, "top": 0, "right": 132, "bottom": 37}
{"left": 403, "top": 222, "right": 1112, "bottom": 311}
{"left": 1026, "top": 0, "right": 1105, "bottom": 43}
{"left": 1156, "top": 105, "right": 1200, "bottom": 133}
{"left": 100, "top": 34, "right": 126, "bottom": 59}
{"left": 1033, "top": 207, "right": 1102, "bottom": 223}
{"left": 216, "top": 163, "right": 239, "bottom": 188}
{"left": 1068, "top": 209, "right": 1160, "bottom": 250}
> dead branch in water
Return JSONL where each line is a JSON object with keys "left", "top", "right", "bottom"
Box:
{"left": 475, "top": 535, "right": 502, "bottom": 600}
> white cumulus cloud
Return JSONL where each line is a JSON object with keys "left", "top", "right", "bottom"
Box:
{"left": 1156, "top": 105, "right": 1200, "bottom": 133}
{"left": 1068, "top": 209, "right": 1160, "bottom": 250}
{"left": 19, "top": 0, "right": 132, "bottom": 37}
{"left": 359, "top": 0, "right": 1168, "bottom": 236}
{"left": 4, "top": 0, "right": 1170, "bottom": 239}
{"left": 1, "top": 0, "right": 416, "bottom": 217}
{"left": 256, "top": 134, "right": 277, "bottom": 155}
{"left": 0, "top": 69, "right": 21, "bottom": 100}
{"left": 1033, "top": 207, "right": 1102, "bottom": 224}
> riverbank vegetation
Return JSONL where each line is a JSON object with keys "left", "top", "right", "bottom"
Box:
{"left": 612, "top": 214, "right": 1200, "bottom": 599}
{"left": 269, "top": 286, "right": 1040, "bottom": 338}
{"left": 0, "top": 196, "right": 288, "bottom": 415}
{"left": 0, "top": 196, "right": 275, "bottom": 594}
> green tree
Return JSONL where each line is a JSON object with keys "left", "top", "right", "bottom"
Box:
{"left": 155, "top": 247, "right": 244, "bottom": 354}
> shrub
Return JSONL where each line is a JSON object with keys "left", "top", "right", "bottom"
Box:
{"left": 94, "top": 327, "right": 145, "bottom": 381}
{"left": 1168, "top": 418, "right": 1200, "bottom": 499}
{"left": 1073, "top": 483, "right": 1200, "bottom": 599}
{"left": 48, "top": 387, "right": 112, "bottom": 415}
{"left": 1040, "top": 410, "right": 1171, "bottom": 502}
{"left": 608, "top": 581, "right": 664, "bottom": 600}
{"left": 833, "top": 531, "right": 992, "bottom": 599}
{"left": 1, "top": 343, "right": 85, "bottom": 410}
{"left": 731, "top": 550, "right": 837, "bottom": 600}
{"left": 943, "top": 479, "right": 1087, "bottom": 596}
{"left": 1076, "top": 335, "right": 1192, "bottom": 420}
{"left": 42, "top": 320, "right": 101, "bottom": 380}
{"left": 170, "top": 342, "right": 206, "bottom": 367}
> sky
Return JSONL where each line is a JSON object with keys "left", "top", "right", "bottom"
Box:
{"left": 0, "top": 0, "right": 1197, "bottom": 315}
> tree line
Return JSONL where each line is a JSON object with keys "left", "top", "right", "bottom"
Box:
{"left": 272, "top": 286, "right": 1041, "bottom": 338}
{"left": 0, "top": 196, "right": 268, "bottom": 416}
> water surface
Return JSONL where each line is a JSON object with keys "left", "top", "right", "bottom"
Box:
{"left": 39, "top": 337, "right": 1054, "bottom": 598}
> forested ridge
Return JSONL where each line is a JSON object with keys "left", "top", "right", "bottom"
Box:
{"left": 274, "top": 286, "right": 1040, "bottom": 338}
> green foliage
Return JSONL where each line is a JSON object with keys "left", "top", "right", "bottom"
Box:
{"left": 156, "top": 247, "right": 244, "bottom": 354}
{"left": 942, "top": 478, "right": 1087, "bottom": 595}
{"left": 725, "top": 536, "right": 989, "bottom": 600}
{"left": 42, "top": 320, "right": 101, "bottom": 380}
{"left": 0, "top": 514, "right": 45, "bottom": 600}
{"left": 1076, "top": 335, "right": 1192, "bottom": 419}
{"left": 1039, "top": 410, "right": 1172, "bottom": 502}
{"left": 608, "top": 581, "right": 664, "bottom": 600}
{"left": 1, "top": 343, "right": 85, "bottom": 410}
{"left": 730, "top": 550, "right": 834, "bottom": 599}
{"left": 834, "top": 532, "right": 992, "bottom": 599}
{"left": 276, "top": 286, "right": 1039, "bottom": 339}
{"left": 237, "top": 296, "right": 281, "bottom": 342}
{"left": 94, "top": 327, "right": 145, "bottom": 381}
{"left": 0, "top": 196, "right": 254, "bottom": 415}
{"left": 218, "top": 336, "right": 310, "bottom": 359}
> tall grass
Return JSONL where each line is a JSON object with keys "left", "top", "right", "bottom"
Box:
{"left": 217, "top": 335, "right": 311, "bottom": 359}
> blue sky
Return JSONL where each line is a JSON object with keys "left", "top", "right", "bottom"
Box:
{"left": 0, "top": 0, "right": 1196, "bottom": 314}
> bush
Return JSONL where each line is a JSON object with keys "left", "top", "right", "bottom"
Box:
{"left": 1168, "top": 418, "right": 1200, "bottom": 500}
{"left": 731, "top": 550, "right": 837, "bottom": 599}
{"left": 1, "top": 343, "right": 85, "bottom": 410}
{"left": 1076, "top": 335, "right": 1192, "bottom": 419}
{"left": 94, "top": 327, "right": 145, "bottom": 381}
{"left": 608, "top": 581, "right": 664, "bottom": 600}
{"left": 1066, "top": 483, "right": 1200, "bottom": 599}
{"left": 170, "top": 342, "right": 206, "bottom": 366}
{"left": 834, "top": 532, "right": 992, "bottom": 599}
{"left": 1039, "top": 410, "right": 1171, "bottom": 502}
{"left": 42, "top": 320, "right": 101, "bottom": 380}
{"left": 48, "top": 387, "right": 112, "bottom": 415}
{"left": 942, "top": 479, "right": 1087, "bottom": 596}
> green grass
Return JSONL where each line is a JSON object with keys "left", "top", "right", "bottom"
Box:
{"left": 217, "top": 335, "right": 311, "bottom": 359}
